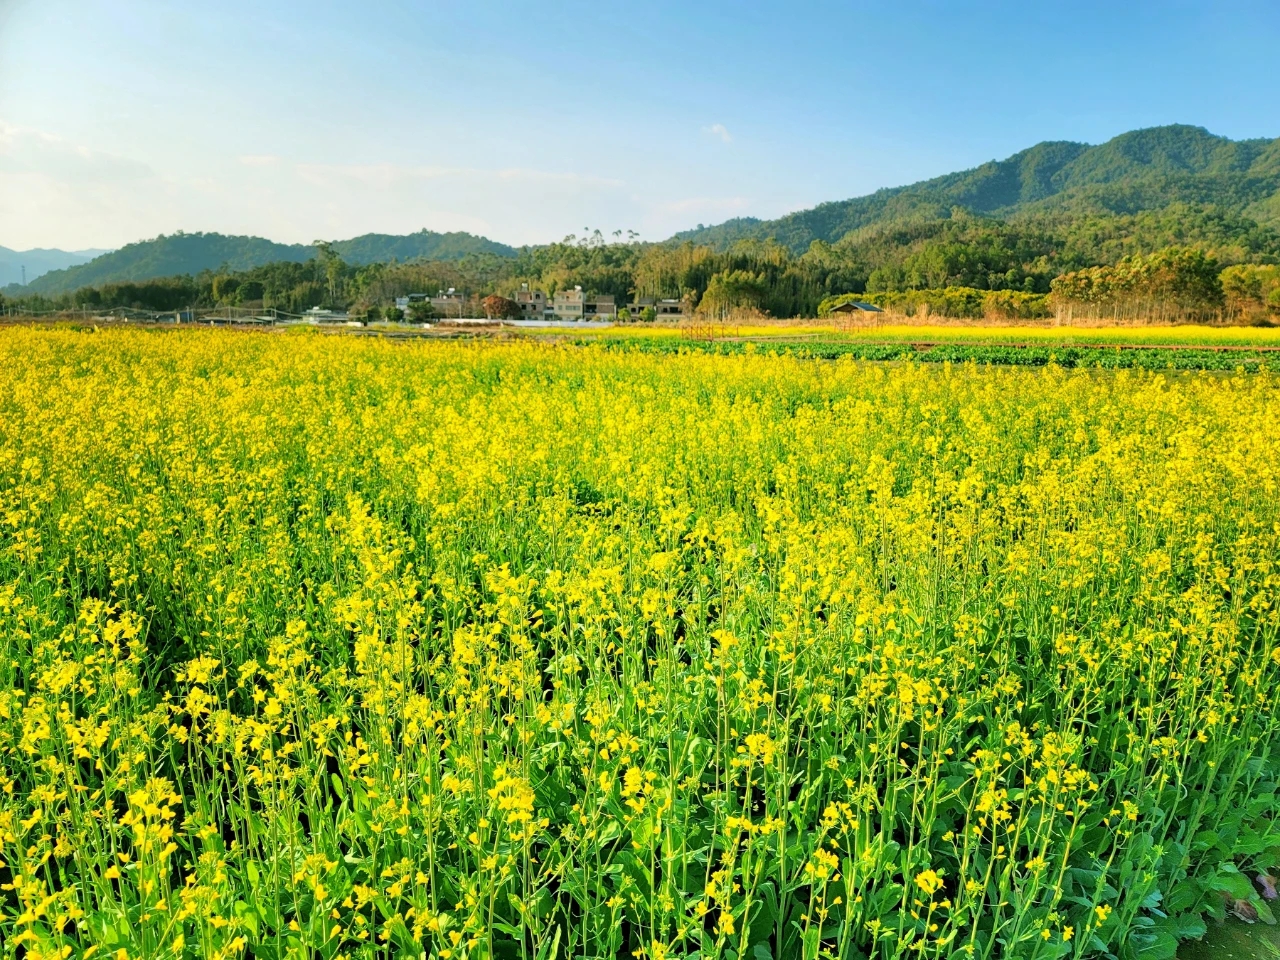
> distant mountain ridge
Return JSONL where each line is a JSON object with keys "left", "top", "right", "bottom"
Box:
{"left": 672, "top": 125, "right": 1280, "bottom": 252}
{"left": 25, "top": 229, "right": 517, "bottom": 295}
{"left": 17, "top": 126, "right": 1280, "bottom": 299}
{"left": 0, "top": 246, "right": 113, "bottom": 287}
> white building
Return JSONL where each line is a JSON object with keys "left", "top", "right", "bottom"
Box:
{"left": 552, "top": 286, "right": 616, "bottom": 320}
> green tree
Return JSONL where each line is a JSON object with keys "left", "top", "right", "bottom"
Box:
{"left": 314, "top": 241, "right": 346, "bottom": 304}
{"left": 1051, "top": 247, "right": 1224, "bottom": 321}
{"left": 211, "top": 274, "right": 240, "bottom": 303}
{"left": 1222, "top": 264, "right": 1280, "bottom": 319}
{"left": 408, "top": 301, "right": 439, "bottom": 322}
{"left": 699, "top": 269, "right": 767, "bottom": 318}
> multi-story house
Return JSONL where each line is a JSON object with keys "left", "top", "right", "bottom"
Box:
{"left": 514, "top": 283, "right": 547, "bottom": 319}
{"left": 584, "top": 294, "right": 616, "bottom": 319}
{"left": 552, "top": 286, "right": 616, "bottom": 321}
{"left": 552, "top": 287, "right": 586, "bottom": 320}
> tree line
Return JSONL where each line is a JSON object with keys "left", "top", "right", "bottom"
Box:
{"left": 1052, "top": 248, "right": 1227, "bottom": 323}
{"left": 6, "top": 203, "right": 1279, "bottom": 323}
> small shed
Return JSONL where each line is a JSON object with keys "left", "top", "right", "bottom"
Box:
{"left": 828, "top": 301, "right": 883, "bottom": 314}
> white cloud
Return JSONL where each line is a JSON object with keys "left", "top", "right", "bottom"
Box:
{"left": 0, "top": 121, "right": 760, "bottom": 250}
{"left": 0, "top": 123, "right": 156, "bottom": 182}
{"left": 702, "top": 123, "right": 733, "bottom": 143}
{"left": 0, "top": 122, "right": 640, "bottom": 248}
{"left": 275, "top": 162, "right": 631, "bottom": 243}
{"left": 0, "top": 122, "right": 179, "bottom": 249}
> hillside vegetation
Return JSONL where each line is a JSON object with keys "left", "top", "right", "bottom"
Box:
{"left": 15, "top": 221, "right": 1277, "bottom": 325}
{"left": 8, "top": 126, "right": 1280, "bottom": 323}
{"left": 25, "top": 229, "right": 516, "bottom": 296}
{"left": 674, "top": 126, "right": 1280, "bottom": 252}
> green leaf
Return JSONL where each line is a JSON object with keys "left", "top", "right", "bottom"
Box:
{"left": 1162, "top": 880, "right": 1199, "bottom": 914}
{"left": 748, "top": 881, "right": 779, "bottom": 946}
{"left": 1130, "top": 927, "right": 1178, "bottom": 960}
{"left": 1209, "top": 871, "right": 1254, "bottom": 900}
{"left": 535, "top": 925, "right": 561, "bottom": 960}
{"left": 1141, "top": 887, "right": 1165, "bottom": 913}
{"left": 233, "top": 900, "right": 260, "bottom": 937}
{"left": 1174, "top": 914, "right": 1207, "bottom": 940}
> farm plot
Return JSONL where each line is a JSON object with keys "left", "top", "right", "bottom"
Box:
{"left": 0, "top": 329, "right": 1278, "bottom": 960}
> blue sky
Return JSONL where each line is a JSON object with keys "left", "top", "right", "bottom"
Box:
{"left": 2, "top": 0, "right": 1278, "bottom": 250}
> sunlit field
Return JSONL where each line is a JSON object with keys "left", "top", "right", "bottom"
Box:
{"left": 518, "top": 323, "right": 842, "bottom": 339}
{"left": 523, "top": 321, "right": 1280, "bottom": 348}
{"left": 831, "top": 323, "right": 1280, "bottom": 347}
{"left": 2, "top": 329, "right": 1279, "bottom": 960}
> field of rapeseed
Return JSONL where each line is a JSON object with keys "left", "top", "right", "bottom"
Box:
{"left": 1, "top": 328, "right": 1279, "bottom": 960}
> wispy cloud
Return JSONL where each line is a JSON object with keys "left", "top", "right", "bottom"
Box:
{"left": 0, "top": 122, "right": 156, "bottom": 182}
{"left": 0, "top": 122, "right": 180, "bottom": 248}
{"left": 702, "top": 123, "right": 733, "bottom": 143}
{"left": 0, "top": 123, "right": 645, "bottom": 248}
{"left": 292, "top": 161, "right": 624, "bottom": 191}
{"left": 0, "top": 121, "right": 756, "bottom": 250}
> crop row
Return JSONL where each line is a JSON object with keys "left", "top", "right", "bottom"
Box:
{"left": 599, "top": 337, "right": 1280, "bottom": 372}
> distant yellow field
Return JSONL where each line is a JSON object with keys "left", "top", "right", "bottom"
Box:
{"left": 522, "top": 324, "right": 840, "bottom": 339}
{"left": 836, "top": 323, "right": 1280, "bottom": 346}
{"left": 522, "top": 321, "right": 1280, "bottom": 347}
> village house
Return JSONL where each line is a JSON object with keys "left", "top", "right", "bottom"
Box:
{"left": 622, "top": 297, "right": 690, "bottom": 320}
{"left": 514, "top": 283, "right": 547, "bottom": 319}
{"left": 395, "top": 288, "right": 468, "bottom": 317}
{"left": 552, "top": 286, "right": 616, "bottom": 320}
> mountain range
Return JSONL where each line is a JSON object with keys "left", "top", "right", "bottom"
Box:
{"left": 9, "top": 125, "right": 1280, "bottom": 299}
{"left": 20, "top": 230, "right": 516, "bottom": 296}
{"left": 673, "top": 124, "right": 1280, "bottom": 252}
{"left": 0, "top": 246, "right": 114, "bottom": 287}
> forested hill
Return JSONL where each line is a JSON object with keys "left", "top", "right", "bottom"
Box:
{"left": 332, "top": 230, "right": 516, "bottom": 264}
{"left": 27, "top": 229, "right": 516, "bottom": 295}
{"left": 673, "top": 125, "right": 1280, "bottom": 252}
